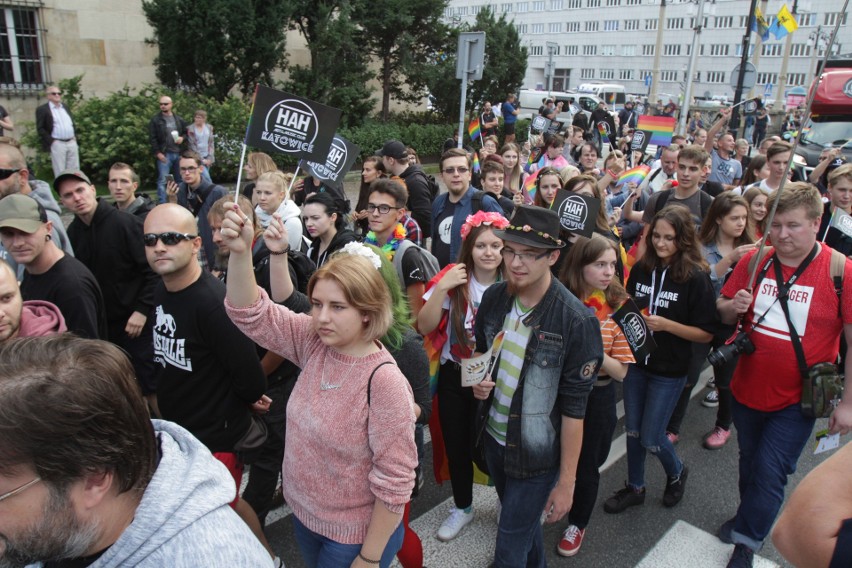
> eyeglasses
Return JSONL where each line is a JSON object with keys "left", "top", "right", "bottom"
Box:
{"left": 0, "top": 476, "right": 41, "bottom": 504}
{"left": 366, "top": 203, "right": 399, "bottom": 215}
{"left": 143, "top": 232, "right": 198, "bottom": 247}
{"left": 442, "top": 167, "right": 470, "bottom": 175}
{"left": 0, "top": 168, "right": 21, "bottom": 180}
{"left": 501, "top": 248, "right": 551, "bottom": 264}
{"left": 179, "top": 166, "right": 198, "bottom": 173}
{"left": 47, "top": 91, "right": 61, "bottom": 96}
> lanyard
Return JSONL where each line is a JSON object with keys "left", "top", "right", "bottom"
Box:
{"left": 648, "top": 267, "right": 668, "bottom": 317}
{"left": 750, "top": 244, "right": 819, "bottom": 331}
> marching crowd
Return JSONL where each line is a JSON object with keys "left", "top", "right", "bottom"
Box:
{"left": 1, "top": 88, "right": 852, "bottom": 568}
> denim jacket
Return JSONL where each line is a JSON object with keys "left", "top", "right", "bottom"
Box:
{"left": 474, "top": 278, "right": 602, "bottom": 478}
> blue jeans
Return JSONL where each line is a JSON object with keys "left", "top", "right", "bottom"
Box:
{"left": 623, "top": 365, "right": 686, "bottom": 489}
{"left": 730, "top": 398, "right": 815, "bottom": 551}
{"left": 156, "top": 151, "right": 181, "bottom": 203}
{"left": 292, "top": 515, "right": 404, "bottom": 568}
{"left": 484, "top": 433, "right": 558, "bottom": 568}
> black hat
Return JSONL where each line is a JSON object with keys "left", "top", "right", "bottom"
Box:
{"left": 494, "top": 205, "right": 564, "bottom": 249}
{"left": 376, "top": 140, "right": 408, "bottom": 160}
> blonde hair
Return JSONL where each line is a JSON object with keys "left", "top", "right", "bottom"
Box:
{"left": 307, "top": 254, "right": 393, "bottom": 343}
{"left": 257, "top": 171, "right": 292, "bottom": 200}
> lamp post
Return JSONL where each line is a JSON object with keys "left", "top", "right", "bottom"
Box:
{"left": 650, "top": 0, "right": 667, "bottom": 108}
{"left": 678, "top": 0, "right": 708, "bottom": 135}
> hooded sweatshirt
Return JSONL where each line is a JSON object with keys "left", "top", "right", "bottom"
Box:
{"left": 27, "top": 420, "right": 274, "bottom": 568}
{"left": 256, "top": 199, "right": 303, "bottom": 253}
{"left": 19, "top": 300, "right": 67, "bottom": 337}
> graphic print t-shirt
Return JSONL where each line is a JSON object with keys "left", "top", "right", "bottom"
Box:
{"left": 432, "top": 200, "right": 457, "bottom": 267}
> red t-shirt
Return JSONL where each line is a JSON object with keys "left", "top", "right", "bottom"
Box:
{"left": 721, "top": 243, "right": 852, "bottom": 411}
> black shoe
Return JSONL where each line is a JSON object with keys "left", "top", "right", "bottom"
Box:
{"left": 718, "top": 516, "right": 736, "bottom": 544}
{"left": 603, "top": 483, "right": 646, "bottom": 514}
{"left": 663, "top": 465, "right": 688, "bottom": 507}
{"left": 726, "top": 543, "right": 754, "bottom": 568}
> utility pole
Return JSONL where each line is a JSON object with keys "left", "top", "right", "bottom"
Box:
{"left": 775, "top": 0, "right": 798, "bottom": 107}
{"left": 731, "top": 0, "right": 760, "bottom": 138}
{"left": 748, "top": 0, "right": 770, "bottom": 99}
{"left": 650, "top": 0, "right": 667, "bottom": 108}
{"left": 679, "top": 0, "right": 706, "bottom": 135}
{"left": 546, "top": 42, "right": 558, "bottom": 96}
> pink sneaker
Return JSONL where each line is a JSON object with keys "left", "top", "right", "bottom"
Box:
{"left": 666, "top": 431, "right": 679, "bottom": 445}
{"left": 703, "top": 426, "right": 731, "bottom": 450}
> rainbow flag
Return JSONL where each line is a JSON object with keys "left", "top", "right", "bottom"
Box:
{"left": 597, "top": 122, "right": 610, "bottom": 141}
{"left": 637, "top": 115, "right": 676, "bottom": 146}
{"left": 472, "top": 152, "right": 480, "bottom": 174}
{"left": 618, "top": 164, "right": 651, "bottom": 186}
{"left": 468, "top": 117, "right": 481, "bottom": 141}
{"left": 523, "top": 169, "right": 538, "bottom": 200}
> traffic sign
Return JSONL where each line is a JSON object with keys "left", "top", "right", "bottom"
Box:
{"left": 764, "top": 82, "right": 773, "bottom": 97}
{"left": 455, "top": 32, "right": 486, "bottom": 81}
{"left": 730, "top": 62, "right": 757, "bottom": 91}
{"left": 645, "top": 74, "right": 652, "bottom": 88}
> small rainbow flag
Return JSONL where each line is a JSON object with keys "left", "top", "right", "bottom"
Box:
{"left": 637, "top": 115, "right": 676, "bottom": 146}
{"left": 618, "top": 164, "right": 651, "bottom": 186}
{"left": 523, "top": 170, "right": 538, "bottom": 200}
{"left": 468, "top": 117, "right": 481, "bottom": 141}
{"left": 597, "top": 122, "right": 610, "bottom": 141}
{"left": 472, "top": 151, "right": 480, "bottom": 174}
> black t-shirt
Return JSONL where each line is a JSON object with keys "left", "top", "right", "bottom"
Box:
{"left": 400, "top": 246, "right": 431, "bottom": 289}
{"left": 432, "top": 200, "right": 457, "bottom": 267}
{"left": 20, "top": 255, "right": 108, "bottom": 340}
{"left": 627, "top": 264, "right": 717, "bottom": 377}
{"left": 820, "top": 203, "right": 852, "bottom": 257}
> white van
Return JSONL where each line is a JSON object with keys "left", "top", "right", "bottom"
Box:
{"left": 577, "top": 83, "right": 627, "bottom": 110}
{"left": 517, "top": 89, "right": 602, "bottom": 129}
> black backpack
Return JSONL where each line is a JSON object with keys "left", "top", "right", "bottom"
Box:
{"left": 410, "top": 169, "right": 440, "bottom": 201}
{"left": 286, "top": 249, "right": 316, "bottom": 294}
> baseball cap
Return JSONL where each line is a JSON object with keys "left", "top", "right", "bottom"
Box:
{"left": 0, "top": 194, "right": 48, "bottom": 233}
{"left": 53, "top": 169, "right": 93, "bottom": 194}
{"left": 376, "top": 140, "right": 408, "bottom": 160}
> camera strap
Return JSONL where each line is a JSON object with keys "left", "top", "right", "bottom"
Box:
{"left": 771, "top": 244, "right": 820, "bottom": 380}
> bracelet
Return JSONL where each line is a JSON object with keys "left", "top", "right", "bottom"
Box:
{"left": 268, "top": 246, "right": 290, "bottom": 256}
{"left": 358, "top": 552, "right": 380, "bottom": 565}
{"left": 606, "top": 169, "right": 619, "bottom": 179}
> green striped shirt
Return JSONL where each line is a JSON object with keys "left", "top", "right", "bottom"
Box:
{"left": 486, "top": 305, "right": 533, "bottom": 445}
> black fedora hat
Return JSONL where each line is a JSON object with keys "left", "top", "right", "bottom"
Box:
{"left": 494, "top": 205, "right": 564, "bottom": 249}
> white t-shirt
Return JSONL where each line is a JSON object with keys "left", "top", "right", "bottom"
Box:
{"left": 423, "top": 273, "right": 491, "bottom": 364}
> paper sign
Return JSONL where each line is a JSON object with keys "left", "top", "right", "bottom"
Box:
{"left": 246, "top": 85, "right": 342, "bottom": 162}
{"left": 631, "top": 130, "right": 651, "bottom": 153}
{"left": 830, "top": 208, "right": 852, "bottom": 239}
{"left": 530, "top": 115, "right": 552, "bottom": 134}
{"left": 299, "top": 134, "right": 360, "bottom": 189}
{"left": 814, "top": 429, "right": 840, "bottom": 454}
{"left": 461, "top": 331, "right": 505, "bottom": 387}
{"left": 612, "top": 298, "right": 658, "bottom": 361}
{"left": 550, "top": 190, "right": 601, "bottom": 238}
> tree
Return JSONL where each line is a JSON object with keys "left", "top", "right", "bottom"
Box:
{"left": 352, "top": 0, "right": 450, "bottom": 122}
{"left": 142, "top": 0, "right": 291, "bottom": 101}
{"left": 284, "top": 0, "right": 374, "bottom": 127}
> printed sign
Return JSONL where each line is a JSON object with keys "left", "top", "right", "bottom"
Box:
{"left": 299, "top": 134, "right": 360, "bottom": 189}
{"left": 461, "top": 331, "right": 505, "bottom": 387}
{"left": 613, "top": 298, "right": 658, "bottom": 361}
{"left": 631, "top": 130, "right": 650, "bottom": 153}
{"left": 531, "top": 115, "right": 552, "bottom": 133}
{"left": 246, "top": 85, "right": 342, "bottom": 162}
{"left": 550, "top": 189, "right": 600, "bottom": 238}
{"left": 743, "top": 99, "right": 758, "bottom": 115}
{"left": 830, "top": 208, "right": 852, "bottom": 239}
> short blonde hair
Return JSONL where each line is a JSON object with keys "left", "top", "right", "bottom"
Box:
{"left": 257, "top": 171, "right": 292, "bottom": 200}
{"left": 307, "top": 254, "right": 392, "bottom": 343}
{"left": 770, "top": 182, "right": 823, "bottom": 220}
{"left": 829, "top": 164, "right": 852, "bottom": 187}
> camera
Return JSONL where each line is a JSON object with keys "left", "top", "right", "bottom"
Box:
{"left": 707, "top": 332, "right": 755, "bottom": 368}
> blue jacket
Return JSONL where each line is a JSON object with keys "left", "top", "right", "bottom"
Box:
{"left": 474, "top": 278, "right": 602, "bottom": 478}
{"left": 431, "top": 187, "right": 503, "bottom": 264}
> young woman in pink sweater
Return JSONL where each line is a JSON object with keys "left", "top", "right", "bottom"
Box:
{"left": 221, "top": 206, "right": 417, "bottom": 568}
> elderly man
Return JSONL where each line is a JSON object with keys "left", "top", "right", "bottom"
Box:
{"left": 35, "top": 86, "right": 79, "bottom": 176}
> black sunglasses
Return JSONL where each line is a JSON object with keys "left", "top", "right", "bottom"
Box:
{"left": 143, "top": 232, "right": 197, "bottom": 247}
{"left": 0, "top": 168, "right": 21, "bottom": 180}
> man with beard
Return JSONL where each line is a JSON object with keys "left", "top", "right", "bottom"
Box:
{"left": 0, "top": 335, "right": 274, "bottom": 567}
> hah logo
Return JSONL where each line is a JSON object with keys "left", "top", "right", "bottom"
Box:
{"left": 262, "top": 99, "right": 319, "bottom": 155}
{"left": 621, "top": 312, "right": 647, "bottom": 350}
{"left": 557, "top": 194, "right": 588, "bottom": 232}
{"left": 310, "top": 136, "right": 347, "bottom": 182}
{"left": 631, "top": 130, "right": 646, "bottom": 150}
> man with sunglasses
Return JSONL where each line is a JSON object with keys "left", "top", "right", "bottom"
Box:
{"left": 55, "top": 169, "right": 159, "bottom": 413}
{"left": 35, "top": 86, "right": 79, "bottom": 177}
{"left": 431, "top": 148, "right": 503, "bottom": 267}
{"left": 471, "top": 205, "right": 602, "bottom": 568}
{"left": 149, "top": 95, "right": 188, "bottom": 204}
{"left": 0, "top": 142, "right": 73, "bottom": 277}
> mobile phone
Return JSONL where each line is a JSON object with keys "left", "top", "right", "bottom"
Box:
{"left": 166, "top": 174, "right": 175, "bottom": 184}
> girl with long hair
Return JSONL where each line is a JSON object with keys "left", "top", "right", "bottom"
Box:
{"left": 303, "top": 192, "right": 357, "bottom": 268}
{"left": 354, "top": 156, "right": 387, "bottom": 235}
{"left": 555, "top": 237, "right": 635, "bottom": 557}
{"left": 500, "top": 143, "right": 525, "bottom": 193}
{"left": 532, "top": 167, "right": 562, "bottom": 209}
{"left": 603, "top": 206, "right": 716, "bottom": 516}
{"left": 242, "top": 152, "right": 279, "bottom": 203}
{"left": 743, "top": 187, "right": 769, "bottom": 239}
{"left": 417, "top": 211, "right": 508, "bottom": 543}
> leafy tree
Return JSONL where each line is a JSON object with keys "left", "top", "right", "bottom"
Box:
{"left": 142, "top": 0, "right": 291, "bottom": 100}
{"left": 285, "top": 0, "right": 373, "bottom": 127}
{"left": 352, "top": 0, "right": 450, "bottom": 122}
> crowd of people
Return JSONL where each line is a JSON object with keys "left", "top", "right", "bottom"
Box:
{"left": 0, "top": 88, "right": 851, "bottom": 568}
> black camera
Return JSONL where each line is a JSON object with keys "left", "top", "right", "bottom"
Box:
{"left": 707, "top": 332, "right": 755, "bottom": 368}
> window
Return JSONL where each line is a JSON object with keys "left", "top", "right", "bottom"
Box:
{"left": 736, "top": 44, "right": 755, "bottom": 57}
{"left": 606, "top": 0, "right": 621, "bottom": 5}
{"left": 444, "top": 7, "right": 453, "bottom": 18}
{"left": 501, "top": 3, "right": 513, "bottom": 12}
{"left": 761, "top": 44, "right": 783, "bottom": 57}
{"left": 530, "top": 45, "right": 544, "bottom": 55}
{"left": 663, "top": 44, "right": 681, "bottom": 56}
{"left": 645, "top": 19, "right": 658, "bottom": 30}
{"left": 787, "top": 73, "right": 806, "bottom": 86}
{"left": 666, "top": 17, "right": 684, "bottom": 29}
{"left": 0, "top": 7, "right": 46, "bottom": 91}
{"left": 585, "top": 21, "right": 599, "bottom": 31}
{"left": 550, "top": 0, "right": 563, "bottom": 8}
{"left": 621, "top": 44, "right": 636, "bottom": 56}
{"left": 517, "top": 1, "right": 529, "bottom": 12}
{"left": 790, "top": 44, "right": 811, "bottom": 57}
{"left": 825, "top": 12, "right": 848, "bottom": 26}
{"left": 715, "top": 16, "right": 733, "bottom": 28}
{"left": 661, "top": 70, "right": 678, "bottom": 82}
{"left": 642, "top": 44, "right": 655, "bottom": 56}
{"left": 587, "top": 0, "right": 601, "bottom": 6}
{"left": 548, "top": 44, "right": 561, "bottom": 55}
{"left": 583, "top": 45, "right": 597, "bottom": 55}
{"left": 625, "top": 0, "right": 642, "bottom": 4}
{"left": 797, "top": 13, "right": 815, "bottom": 26}
{"left": 516, "top": 23, "right": 528, "bottom": 33}
{"left": 756, "top": 72, "right": 778, "bottom": 84}
{"left": 738, "top": 15, "right": 748, "bottom": 28}
{"left": 471, "top": 5, "right": 481, "bottom": 15}
{"left": 693, "top": 71, "right": 701, "bottom": 82}
{"left": 706, "top": 71, "right": 725, "bottom": 84}
{"left": 548, "top": 22, "right": 562, "bottom": 33}
{"left": 565, "top": 44, "right": 578, "bottom": 55}
{"left": 601, "top": 44, "right": 615, "bottom": 56}
{"left": 600, "top": 69, "right": 615, "bottom": 79}
{"left": 619, "top": 69, "right": 634, "bottom": 80}
{"left": 604, "top": 20, "right": 618, "bottom": 31}
{"left": 531, "top": 23, "right": 544, "bottom": 33}
{"left": 568, "top": 0, "right": 582, "bottom": 7}
{"left": 690, "top": 17, "right": 708, "bottom": 29}
{"left": 532, "top": 0, "right": 545, "bottom": 10}
{"left": 624, "top": 19, "right": 640, "bottom": 31}
{"left": 710, "top": 44, "right": 729, "bottom": 56}
{"left": 456, "top": 6, "right": 468, "bottom": 15}
{"left": 581, "top": 68, "right": 595, "bottom": 79}
{"left": 566, "top": 21, "right": 580, "bottom": 32}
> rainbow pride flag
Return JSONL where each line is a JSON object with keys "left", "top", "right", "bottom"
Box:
{"left": 637, "top": 115, "right": 676, "bottom": 146}
{"left": 597, "top": 122, "right": 610, "bottom": 141}
{"left": 618, "top": 164, "right": 651, "bottom": 186}
{"left": 472, "top": 151, "right": 480, "bottom": 174}
{"left": 468, "top": 117, "right": 481, "bottom": 141}
{"left": 523, "top": 169, "right": 538, "bottom": 200}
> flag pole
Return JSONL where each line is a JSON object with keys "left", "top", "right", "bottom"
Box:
{"left": 823, "top": 207, "right": 836, "bottom": 242}
{"left": 234, "top": 85, "right": 259, "bottom": 203}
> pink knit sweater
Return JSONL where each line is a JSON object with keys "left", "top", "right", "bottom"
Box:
{"left": 225, "top": 288, "right": 416, "bottom": 544}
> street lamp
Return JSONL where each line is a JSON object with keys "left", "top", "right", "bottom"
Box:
{"left": 678, "top": 0, "right": 714, "bottom": 135}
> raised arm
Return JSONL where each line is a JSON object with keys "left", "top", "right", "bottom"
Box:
{"left": 705, "top": 107, "right": 731, "bottom": 154}
{"left": 220, "top": 205, "right": 261, "bottom": 308}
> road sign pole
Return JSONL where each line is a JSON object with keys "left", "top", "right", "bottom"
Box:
{"left": 731, "top": 0, "right": 761, "bottom": 137}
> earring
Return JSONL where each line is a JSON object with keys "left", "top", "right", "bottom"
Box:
{"left": 45, "top": 234, "right": 52, "bottom": 241}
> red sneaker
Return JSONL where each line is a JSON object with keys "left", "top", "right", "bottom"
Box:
{"left": 557, "top": 525, "right": 585, "bottom": 557}
{"left": 666, "top": 431, "right": 679, "bottom": 445}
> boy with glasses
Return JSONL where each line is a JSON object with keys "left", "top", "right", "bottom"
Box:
{"left": 472, "top": 205, "right": 602, "bottom": 568}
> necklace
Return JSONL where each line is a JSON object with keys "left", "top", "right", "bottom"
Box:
{"left": 512, "top": 297, "right": 532, "bottom": 331}
{"left": 364, "top": 224, "right": 406, "bottom": 261}
{"left": 320, "top": 359, "right": 354, "bottom": 391}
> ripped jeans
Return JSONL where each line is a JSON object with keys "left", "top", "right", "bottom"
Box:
{"left": 623, "top": 364, "right": 687, "bottom": 490}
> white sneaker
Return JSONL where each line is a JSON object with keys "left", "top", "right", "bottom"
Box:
{"left": 437, "top": 506, "right": 474, "bottom": 541}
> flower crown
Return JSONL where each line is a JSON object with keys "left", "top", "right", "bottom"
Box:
{"left": 460, "top": 211, "right": 510, "bottom": 240}
{"left": 506, "top": 224, "right": 564, "bottom": 247}
{"left": 340, "top": 242, "right": 382, "bottom": 270}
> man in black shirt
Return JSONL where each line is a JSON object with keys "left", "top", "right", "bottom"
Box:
{"left": 378, "top": 140, "right": 434, "bottom": 235}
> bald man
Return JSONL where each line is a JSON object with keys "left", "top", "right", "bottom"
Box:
{"left": 149, "top": 96, "right": 188, "bottom": 204}
{"left": 0, "top": 261, "right": 66, "bottom": 342}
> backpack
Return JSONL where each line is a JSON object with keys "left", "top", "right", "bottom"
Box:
{"left": 287, "top": 249, "right": 317, "bottom": 294}
{"left": 653, "top": 188, "right": 714, "bottom": 221}
{"left": 471, "top": 190, "right": 485, "bottom": 215}
{"left": 409, "top": 169, "right": 440, "bottom": 201}
{"left": 393, "top": 239, "right": 440, "bottom": 288}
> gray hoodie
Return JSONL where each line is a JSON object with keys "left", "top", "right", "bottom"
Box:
{"left": 27, "top": 420, "right": 274, "bottom": 568}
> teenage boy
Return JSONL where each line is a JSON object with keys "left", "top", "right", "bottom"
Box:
{"left": 744, "top": 142, "right": 793, "bottom": 195}
{"left": 705, "top": 108, "right": 743, "bottom": 191}
{"left": 480, "top": 159, "right": 514, "bottom": 216}
{"left": 820, "top": 163, "right": 852, "bottom": 256}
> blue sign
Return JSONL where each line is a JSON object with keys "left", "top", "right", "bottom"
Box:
{"left": 644, "top": 74, "right": 652, "bottom": 88}
{"left": 764, "top": 82, "right": 773, "bottom": 97}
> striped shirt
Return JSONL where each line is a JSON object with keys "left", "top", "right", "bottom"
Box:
{"left": 600, "top": 315, "right": 635, "bottom": 375}
{"left": 486, "top": 304, "right": 533, "bottom": 445}
{"left": 49, "top": 103, "right": 75, "bottom": 139}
